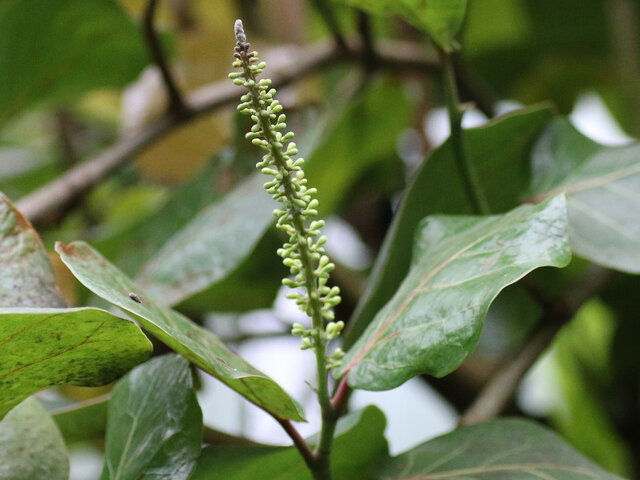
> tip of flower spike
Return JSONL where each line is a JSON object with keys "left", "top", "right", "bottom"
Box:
{"left": 234, "top": 19, "right": 247, "bottom": 44}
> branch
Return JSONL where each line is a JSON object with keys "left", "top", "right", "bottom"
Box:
{"left": 459, "top": 265, "right": 614, "bottom": 427}
{"left": 17, "top": 38, "right": 439, "bottom": 224}
{"left": 143, "top": 0, "right": 189, "bottom": 115}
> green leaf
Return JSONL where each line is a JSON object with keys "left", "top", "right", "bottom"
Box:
{"left": 0, "top": 192, "right": 65, "bottom": 308}
{"left": 56, "top": 241, "right": 305, "bottom": 421}
{"left": 377, "top": 418, "right": 624, "bottom": 479}
{"left": 0, "top": 398, "right": 69, "bottom": 480}
{"left": 136, "top": 173, "right": 278, "bottom": 306}
{"left": 336, "top": 195, "right": 571, "bottom": 390}
{"left": 101, "top": 354, "right": 202, "bottom": 480}
{"left": 0, "top": 0, "right": 148, "bottom": 125}
{"left": 0, "top": 307, "right": 152, "bottom": 419}
{"left": 344, "top": 105, "right": 554, "bottom": 349}
{"left": 337, "top": 0, "right": 467, "bottom": 49}
{"left": 529, "top": 119, "right": 640, "bottom": 273}
{"left": 191, "top": 406, "right": 388, "bottom": 480}
{"left": 52, "top": 394, "right": 109, "bottom": 444}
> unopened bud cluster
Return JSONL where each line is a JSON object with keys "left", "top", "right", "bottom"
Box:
{"left": 230, "top": 19, "right": 342, "bottom": 366}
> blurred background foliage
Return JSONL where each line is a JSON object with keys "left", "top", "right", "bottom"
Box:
{"left": 2, "top": 0, "right": 640, "bottom": 478}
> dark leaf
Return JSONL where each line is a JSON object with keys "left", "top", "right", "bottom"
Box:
{"left": 101, "top": 354, "right": 202, "bottom": 480}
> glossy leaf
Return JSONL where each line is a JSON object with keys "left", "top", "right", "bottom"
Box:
{"left": 191, "top": 406, "right": 388, "bottom": 480}
{"left": 344, "top": 105, "right": 554, "bottom": 348}
{"left": 338, "top": 0, "right": 467, "bottom": 49}
{"left": 529, "top": 119, "right": 640, "bottom": 273}
{"left": 377, "top": 418, "right": 623, "bottom": 479}
{"left": 0, "top": 398, "right": 69, "bottom": 480}
{"left": 0, "top": 0, "right": 148, "bottom": 125}
{"left": 336, "top": 195, "right": 571, "bottom": 390}
{"left": 0, "top": 307, "right": 152, "bottom": 419}
{"left": 101, "top": 354, "right": 202, "bottom": 480}
{"left": 137, "top": 173, "right": 277, "bottom": 306}
{"left": 56, "top": 241, "right": 305, "bottom": 421}
{"left": 0, "top": 192, "right": 65, "bottom": 308}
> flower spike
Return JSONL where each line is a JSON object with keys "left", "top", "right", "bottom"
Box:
{"left": 229, "top": 19, "right": 343, "bottom": 368}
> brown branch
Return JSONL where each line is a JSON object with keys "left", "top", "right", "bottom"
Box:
{"left": 276, "top": 417, "right": 316, "bottom": 470}
{"left": 143, "top": 0, "right": 189, "bottom": 115}
{"left": 459, "top": 265, "right": 614, "bottom": 427}
{"left": 16, "top": 38, "right": 440, "bottom": 224}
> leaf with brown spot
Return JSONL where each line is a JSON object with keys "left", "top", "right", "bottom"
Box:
{"left": 0, "top": 308, "right": 152, "bottom": 419}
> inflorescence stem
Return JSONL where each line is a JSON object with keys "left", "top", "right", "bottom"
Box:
{"left": 230, "top": 19, "right": 345, "bottom": 480}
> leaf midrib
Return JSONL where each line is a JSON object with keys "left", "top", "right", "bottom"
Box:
{"left": 535, "top": 159, "right": 640, "bottom": 201}
{"left": 343, "top": 218, "right": 500, "bottom": 375}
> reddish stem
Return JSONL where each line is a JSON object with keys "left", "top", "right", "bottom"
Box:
{"left": 330, "top": 376, "right": 352, "bottom": 413}
{"left": 276, "top": 417, "right": 316, "bottom": 469}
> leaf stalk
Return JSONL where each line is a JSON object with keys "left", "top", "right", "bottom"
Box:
{"left": 439, "top": 48, "right": 490, "bottom": 215}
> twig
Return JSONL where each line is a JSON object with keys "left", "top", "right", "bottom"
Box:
{"left": 308, "top": 0, "right": 348, "bottom": 51}
{"left": 143, "top": 0, "right": 189, "bottom": 115}
{"left": 16, "top": 38, "right": 440, "bottom": 224}
{"left": 459, "top": 265, "right": 614, "bottom": 427}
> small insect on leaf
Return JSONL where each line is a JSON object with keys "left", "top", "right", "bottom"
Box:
{"left": 128, "top": 293, "right": 142, "bottom": 303}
